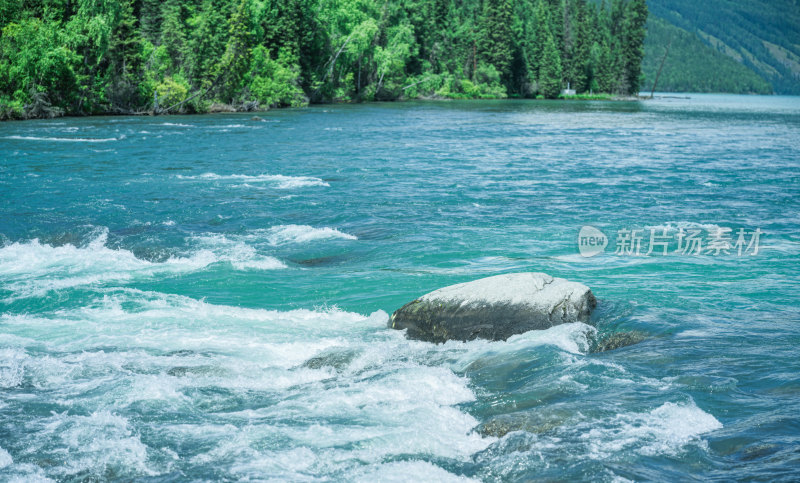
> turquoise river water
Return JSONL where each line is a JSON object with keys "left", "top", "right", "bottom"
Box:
{"left": 1, "top": 95, "right": 799, "bottom": 481}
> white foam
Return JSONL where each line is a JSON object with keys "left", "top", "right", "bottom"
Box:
{"left": 676, "top": 329, "right": 713, "bottom": 338}
{"left": 0, "top": 231, "right": 145, "bottom": 297}
{"left": 0, "top": 446, "right": 11, "bottom": 469}
{"left": 0, "top": 229, "right": 285, "bottom": 299}
{"left": 504, "top": 322, "right": 596, "bottom": 354}
{"left": 227, "top": 447, "right": 318, "bottom": 480}
{"left": 581, "top": 401, "right": 722, "bottom": 458}
{"left": 0, "top": 292, "right": 493, "bottom": 478}
{"left": 1, "top": 464, "right": 54, "bottom": 482}
{"left": 206, "top": 124, "right": 247, "bottom": 129}
{"left": 190, "top": 358, "right": 490, "bottom": 469}
{"left": 1, "top": 290, "right": 384, "bottom": 353}
{"left": 191, "top": 234, "right": 288, "bottom": 270}
{"left": 176, "top": 172, "right": 329, "bottom": 188}
{"left": 0, "top": 348, "right": 25, "bottom": 388}
{"left": 759, "top": 238, "right": 800, "bottom": 254}
{"left": 256, "top": 225, "right": 357, "bottom": 245}
{"left": 354, "top": 461, "right": 477, "bottom": 482}
{"left": 39, "top": 410, "right": 155, "bottom": 478}
{"left": 0, "top": 344, "right": 85, "bottom": 391}
{"left": 4, "top": 135, "right": 119, "bottom": 143}
{"left": 448, "top": 322, "right": 596, "bottom": 374}
{"left": 158, "top": 122, "right": 194, "bottom": 127}
{"left": 643, "top": 221, "right": 725, "bottom": 233}
{"left": 233, "top": 257, "right": 286, "bottom": 270}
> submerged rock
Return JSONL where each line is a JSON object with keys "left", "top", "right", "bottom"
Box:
{"left": 388, "top": 272, "right": 596, "bottom": 343}
{"left": 302, "top": 348, "right": 359, "bottom": 371}
{"left": 475, "top": 410, "right": 570, "bottom": 437}
{"left": 592, "top": 330, "right": 646, "bottom": 352}
{"left": 166, "top": 365, "right": 223, "bottom": 377}
{"left": 291, "top": 254, "right": 349, "bottom": 267}
{"left": 164, "top": 349, "right": 196, "bottom": 357}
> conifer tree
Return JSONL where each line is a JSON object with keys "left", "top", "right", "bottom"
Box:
{"left": 539, "top": 32, "right": 562, "bottom": 97}
{"left": 479, "top": 0, "right": 514, "bottom": 79}
{"left": 569, "top": 0, "right": 590, "bottom": 92}
{"left": 530, "top": 0, "right": 550, "bottom": 85}
{"left": 107, "top": 0, "right": 145, "bottom": 111}
{"left": 139, "top": 0, "right": 163, "bottom": 42}
{"left": 621, "top": 0, "right": 647, "bottom": 95}
{"left": 160, "top": 0, "right": 187, "bottom": 72}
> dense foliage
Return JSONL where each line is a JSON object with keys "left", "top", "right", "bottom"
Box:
{"left": 644, "top": 0, "right": 799, "bottom": 95}
{"left": 0, "top": 0, "right": 647, "bottom": 118}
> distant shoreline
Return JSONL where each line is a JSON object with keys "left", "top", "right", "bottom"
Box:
{"left": 1, "top": 95, "right": 654, "bottom": 122}
{"left": 10, "top": 92, "right": 796, "bottom": 122}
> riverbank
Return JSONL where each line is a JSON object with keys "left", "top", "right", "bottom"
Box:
{"left": 0, "top": 93, "right": 646, "bottom": 122}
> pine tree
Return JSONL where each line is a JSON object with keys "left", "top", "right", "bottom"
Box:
{"left": 538, "top": 32, "right": 562, "bottom": 98}
{"left": 479, "top": 0, "right": 514, "bottom": 82}
{"left": 0, "top": 0, "right": 22, "bottom": 28}
{"left": 559, "top": 0, "right": 574, "bottom": 90}
{"left": 159, "top": 0, "right": 186, "bottom": 73}
{"left": 570, "top": 0, "right": 590, "bottom": 92}
{"left": 139, "top": 0, "right": 163, "bottom": 42}
{"left": 186, "top": 0, "right": 227, "bottom": 85}
{"left": 107, "top": 0, "right": 145, "bottom": 111}
{"left": 213, "top": 0, "right": 252, "bottom": 102}
{"left": 593, "top": 1, "right": 616, "bottom": 93}
{"left": 530, "top": 0, "right": 550, "bottom": 85}
{"left": 430, "top": 0, "right": 453, "bottom": 71}
{"left": 621, "top": 0, "right": 647, "bottom": 95}
{"left": 549, "top": 0, "right": 565, "bottom": 57}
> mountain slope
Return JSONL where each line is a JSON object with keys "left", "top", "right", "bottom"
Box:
{"left": 642, "top": 17, "right": 772, "bottom": 94}
{"left": 643, "top": 0, "right": 800, "bottom": 94}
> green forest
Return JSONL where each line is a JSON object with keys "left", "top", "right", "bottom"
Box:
{"left": 642, "top": 17, "right": 772, "bottom": 95}
{"left": 643, "top": 0, "right": 800, "bottom": 95}
{"left": 0, "top": 0, "right": 648, "bottom": 119}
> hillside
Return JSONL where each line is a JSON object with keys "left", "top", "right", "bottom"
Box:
{"left": 643, "top": 0, "right": 800, "bottom": 95}
{"left": 642, "top": 17, "right": 772, "bottom": 95}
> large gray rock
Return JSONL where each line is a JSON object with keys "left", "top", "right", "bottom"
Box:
{"left": 388, "top": 272, "right": 596, "bottom": 343}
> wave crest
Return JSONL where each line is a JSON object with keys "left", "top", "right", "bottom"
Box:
{"left": 176, "top": 173, "right": 329, "bottom": 189}
{"left": 5, "top": 135, "right": 121, "bottom": 143}
{"left": 260, "top": 225, "right": 357, "bottom": 245}
{"left": 0, "top": 229, "right": 286, "bottom": 299}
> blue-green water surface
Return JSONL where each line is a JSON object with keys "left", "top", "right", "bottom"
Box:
{"left": 1, "top": 95, "right": 799, "bottom": 481}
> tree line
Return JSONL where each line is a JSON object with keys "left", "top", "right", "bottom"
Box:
{"left": 0, "top": 0, "right": 647, "bottom": 119}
